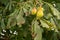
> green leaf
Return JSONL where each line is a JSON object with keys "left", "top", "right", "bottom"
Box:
{"left": 40, "top": 19, "right": 56, "bottom": 30}
{"left": 7, "top": 9, "right": 19, "bottom": 28}
{"left": 45, "top": 2, "right": 60, "bottom": 19}
{"left": 50, "top": 18, "right": 58, "bottom": 32}
{"left": 0, "top": 0, "right": 9, "bottom": 5}
{"left": 50, "top": 18, "right": 57, "bottom": 28}
{"left": 56, "top": 3, "right": 60, "bottom": 11}
{"left": 23, "top": 8, "right": 27, "bottom": 13}
{"left": 40, "top": 19, "right": 50, "bottom": 29}
{"left": 9, "top": 9, "right": 19, "bottom": 17}
{"left": 38, "top": 0, "right": 42, "bottom": 3}
{"left": 32, "top": 20, "right": 43, "bottom": 40}
{"left": 16, "top": 10, "right": 25, "bottom": 27}
{"left": 1, "top": 19, "right": 5, "bottom": 29}
{"left": 8, "top": 0, "right": 12, "bottom": 11}
{"left": 7, "top": 17, "right": 16, "bottom": 28}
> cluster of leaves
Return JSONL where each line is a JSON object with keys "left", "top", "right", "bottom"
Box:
{"left": 0, "top": 0, "right": 60, "bottom": 40}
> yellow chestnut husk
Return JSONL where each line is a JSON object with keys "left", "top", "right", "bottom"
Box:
{"left": 37, "top": 11, "right": 44, "bottom": 18}
{"left": 36, "top": 6, "right": 44, "bottom": 18}
{"left": 31, "top": 7, "right": 37, "bottom": 15}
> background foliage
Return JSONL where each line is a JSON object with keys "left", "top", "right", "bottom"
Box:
{"left": 0, "top": 0, "right": 60, "bottom": 40}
